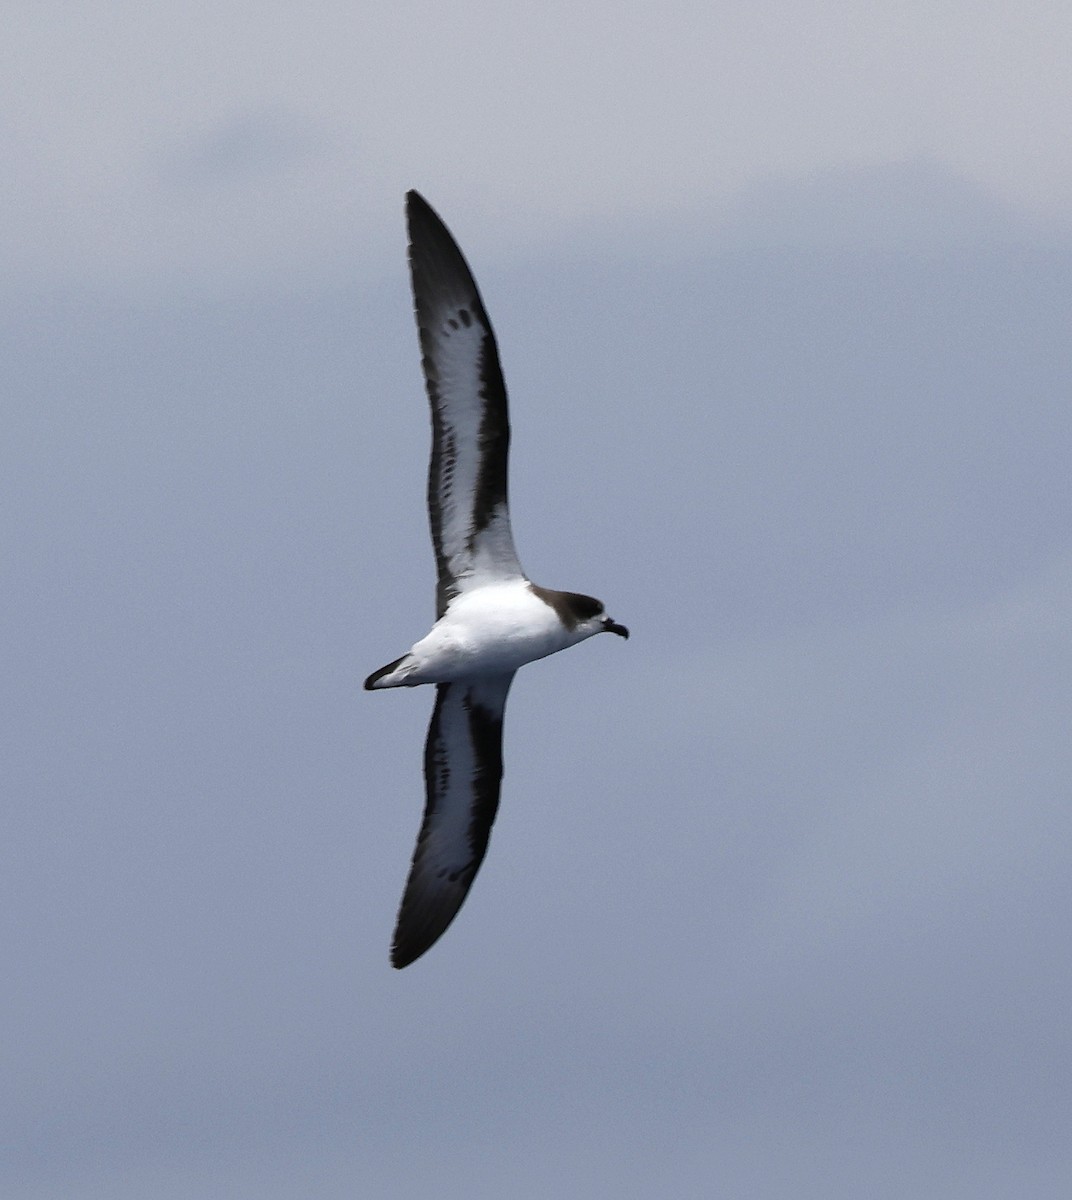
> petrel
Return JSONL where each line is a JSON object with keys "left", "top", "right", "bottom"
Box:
{"left": 365, "top": 191, "right": 628, "bottom": 969}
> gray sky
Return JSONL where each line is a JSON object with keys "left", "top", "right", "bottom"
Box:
{"left": 5, "top": 5, "right": 1072, "bottom": 1198}
{"left": 6, "top": 1, "right": 1072, "bottom": 286}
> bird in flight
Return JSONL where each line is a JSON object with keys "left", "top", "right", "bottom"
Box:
{"left": 366, "top": 191, "right": 628, "bottom": 968}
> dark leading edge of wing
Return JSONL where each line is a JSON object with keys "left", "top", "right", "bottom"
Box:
{"left": 391, "top": 673, "right": 515, "bottom": 969}
{"left": 406, "top": 190, "right": 522, "bottom": 618}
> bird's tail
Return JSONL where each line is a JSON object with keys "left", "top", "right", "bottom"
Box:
{"left": 364, "top": 654, "right": 414, "bottom": 690}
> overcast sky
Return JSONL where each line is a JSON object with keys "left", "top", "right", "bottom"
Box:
{"left": 5, "top": 5, "right": 1072, "bottom": 1198}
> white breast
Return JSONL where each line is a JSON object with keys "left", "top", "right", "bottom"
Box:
{"left": 406, "top": 581, "right": 584, "bottom": 683}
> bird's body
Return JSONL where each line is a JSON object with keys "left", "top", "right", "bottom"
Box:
{"left": 366, "top": 580, "right": 606, "bottom": 689}
{"left": 366, "top": 191, "right": 627, "bottom": 968}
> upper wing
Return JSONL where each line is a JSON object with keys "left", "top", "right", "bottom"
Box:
{"left": 406, "top": 190, "right": 524, "bottom": 618}
{"left": 391, "top": 673, "right": 514, "bottom": 968}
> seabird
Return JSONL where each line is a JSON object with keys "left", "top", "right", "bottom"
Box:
{"left": 366, "top": 191, "right": 628, "bottom": 969}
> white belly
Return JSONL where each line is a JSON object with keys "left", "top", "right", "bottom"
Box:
{"left": 407, "top": 582, "right": 576, "bottom": 683}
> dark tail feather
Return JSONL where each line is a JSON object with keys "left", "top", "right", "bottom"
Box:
{"left": 364, "top": 655, "right": 408, "bottom": 690}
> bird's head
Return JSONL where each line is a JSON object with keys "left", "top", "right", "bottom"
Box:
{"left": 559, "top": 590, "right": 629, "bottom": 641}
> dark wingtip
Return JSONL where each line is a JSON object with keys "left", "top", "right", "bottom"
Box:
{"left": 390, "top": 942, "right": 420, "bottom": 970}
{"left": 390, "top": 909, "right": 452, "bottom": 969}
{"left": 405, "top": 189, "right": 438, "bottom": 228}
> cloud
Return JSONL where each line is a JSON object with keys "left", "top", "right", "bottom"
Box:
{"left": 5, "top": 2, "right": 1072, "bottom": 290}
{"left": 161, "top": 109, "right": 322, "bottom": 187}
{"left": 710, "top": 157, "right": 1058, "bottom": 250}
